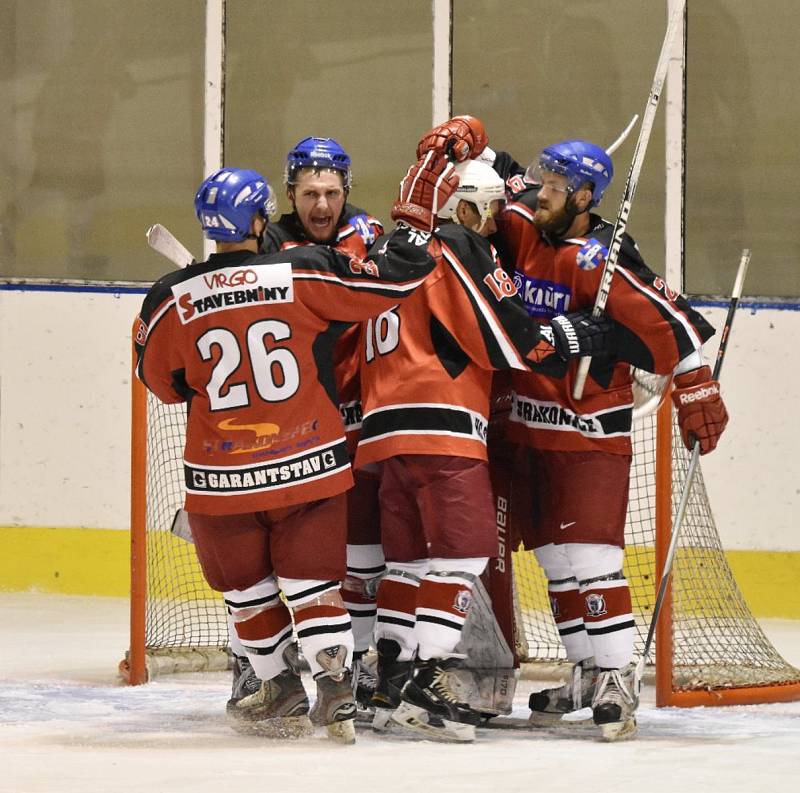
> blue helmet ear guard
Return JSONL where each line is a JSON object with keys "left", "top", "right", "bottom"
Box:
{"left": 194, "top": 168, "right": 276, "bottom": 241}
{"left": 533, "top": 140, "right": 614, "bottom": 207}
{"left": 284, "top": 136, "right": 352, "bottom": 189}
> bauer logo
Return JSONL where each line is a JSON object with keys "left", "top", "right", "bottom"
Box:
{"left": 173, "top": 262, "right": 294, "bottom": 323}
{"left": 513, "top": 272, "right": 571, "bottom": 318}
{"left": 576, "top": 238, "right": 607, "bottom": 271}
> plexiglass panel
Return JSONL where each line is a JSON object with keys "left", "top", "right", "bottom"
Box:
{"left": 0, "top": 0, "right": 204, "bottom": 282}
{"left": 225, "top": 1, "right": 433, "bottom": 228}
{"left": 686, "top": 0, "right": 799, "bottom": 297}
{"left": 453, "top": 0, "right": 668, "bottom": 277}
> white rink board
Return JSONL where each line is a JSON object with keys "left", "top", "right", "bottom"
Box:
{"left": 0, "top": 288, "right": 798, "bottom": 549}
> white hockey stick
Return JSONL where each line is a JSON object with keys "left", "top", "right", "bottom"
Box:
{"left": 638, "top": 248, "right": 751, "bottom": 675}
{"left": 572, "top": 0, "right": 686, "bottom": 400}
{"left": 605, "top": 115, "right": 639, "bottom": 156}
{"left": 145, "top": 223, "right": 197, "bottom": 541}
{"left": 146, "top": 223, "right": 196, "bottom": 269}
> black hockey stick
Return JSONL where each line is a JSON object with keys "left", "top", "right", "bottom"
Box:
{"left": 638, "top": 248, "right": 751, "bottom": 674}
{"left": 572, "top": 0, "right": 686, "bottom": 399}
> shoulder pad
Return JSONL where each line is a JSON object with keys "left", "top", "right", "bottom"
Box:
{"left": 585, "top": 216, "right": 643, "bottom": 266}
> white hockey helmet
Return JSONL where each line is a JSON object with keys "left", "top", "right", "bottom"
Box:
{"left": 437, "top": 159, "right": 506, "bottom": 222}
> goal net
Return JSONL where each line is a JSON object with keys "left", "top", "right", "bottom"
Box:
{"left": 124, "top": 375, "right": 800, "bottom": 706}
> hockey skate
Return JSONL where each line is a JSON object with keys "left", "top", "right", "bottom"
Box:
{"left": 528, "top": 657, "right": 596, "bottom": 727}
{"left": 309, "top": 645, "right": 357, "bottom": 745}
{"left": 391, "top": 657, "right": 484, "bottom": 743}
{"left": 351, "top": 650, "right": 378, "bottom": 717}
{"left": 228, "top": 667, "right": 313, "bottom": 739}
{"left": 591, "top": 662, "right": 640, "bottom": 742}
{"left": 370, "top": 639, "right": 414, "bottom": 732}
{"left": 226, "top": 654, "right": 262, "bottom": 712}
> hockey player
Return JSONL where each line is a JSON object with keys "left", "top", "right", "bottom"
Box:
{"left": 133, "top": 158, "right": 459, "bottom": 743}
{"left": 226, "top": 137, "right": 386, "bottom": 715}
{"left": 418, "top": 117, "right": 729, "bottom": 741}
{"left": 357, "top": 156, "right": 615, "bottom": 742}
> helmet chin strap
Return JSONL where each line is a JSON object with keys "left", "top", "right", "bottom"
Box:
{"left": 245, "top": 211, "right": 268, "bottom": 248}
{"left": 552, "top": 193, "right": 593, "bottom": 239}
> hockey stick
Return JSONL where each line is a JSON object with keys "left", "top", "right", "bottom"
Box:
{"left": 572, "top": 0, "right": 686, "bottom": 400}
{"left": 638, "top": 248, "right": 751, "bottom": 673}
{"left": 146, "top": 223, "right": 196, "bottom": 269}
{"left": 145, "top": 223, "right": 197, "bottom": 541}
{"left": 605, "top": 115, "right": 639, "bottom": 156}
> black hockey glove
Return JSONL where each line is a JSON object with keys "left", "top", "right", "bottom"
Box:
{"left": 545, "top": 310, "right": 614, "bottom": 361}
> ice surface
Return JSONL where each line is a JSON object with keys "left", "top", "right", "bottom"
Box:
{"left": 1, "top": 593, "right": 799, "bottom": 793}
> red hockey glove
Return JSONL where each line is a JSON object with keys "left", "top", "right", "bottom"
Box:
{"left": 416, "top": 115, "right": 489, "bottom": 162}
{"left": 671, "top": 364, "right": 729, "bottom": 454}
{"left": 391, "top": 152, "right": 460, "bottom": 232}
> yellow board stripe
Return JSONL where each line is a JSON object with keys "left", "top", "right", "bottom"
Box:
{"left": 1, "top": 526, "right": 799, "bottom": 618}
{"left": 0, "top": 526, "right": 131, "bottom": 597}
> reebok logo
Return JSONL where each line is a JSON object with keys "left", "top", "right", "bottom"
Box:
{"left": 679, "top": 384, "right": 719, "bottom": 404}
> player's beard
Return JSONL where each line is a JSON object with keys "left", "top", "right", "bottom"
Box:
{"left": 533, "top": 197, "right": 578, "bottom": 238}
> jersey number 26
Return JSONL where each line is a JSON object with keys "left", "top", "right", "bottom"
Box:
{"left": 196, "top": 320, "right": 300, "bottom": 410}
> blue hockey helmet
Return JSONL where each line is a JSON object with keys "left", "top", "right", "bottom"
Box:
{"left": 194, "top": 168, "right": 276, "bottom": 241}
{"left": 526, "top": 140, "right": 613, "bottom": 207}
{"left": 284, "top": 137, "right": 352, "bottom": 189}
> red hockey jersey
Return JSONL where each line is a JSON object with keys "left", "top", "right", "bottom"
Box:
{"left": 496, "top": 196, "right": 715, "bottom": 455}
{"left": 134, "top": 227, "right": 434, "bottom": 514}
{"left": 355, "top": 222, "right": 550, "bottom": 468}
{"left": 262, "top": 204, "right": 385, "bottom": 456}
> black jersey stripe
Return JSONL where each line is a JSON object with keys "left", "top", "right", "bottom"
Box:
{"left": 360, "top": 404, "right": 486, "bottom": 444}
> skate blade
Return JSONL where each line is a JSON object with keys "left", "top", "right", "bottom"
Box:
{"left": 391, "top": 702, "right": 475, "bottom": 743}
{"left": 234, "top": 715, "right": 314, "bottom": 739}
{"left": 561, "top": 706, "right": 594, "bottom": 724}
{"left": 598, "top": 717, "right": 637, "bottom": 742}
{"left": 528, "top": 707, "right": 593, "bottom": 728}
{"left": 326, "top": 718, "right": 356, "bottom": 745}
{"left": 372, "top": 707, "right": 396, "bottom": 732}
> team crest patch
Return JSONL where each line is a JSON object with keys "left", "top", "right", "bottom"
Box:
{"left": 585, "top": 593, "right": 607, "bottom": 617}
{"left": 454, "top": 589, "right": 472, "bottom": 614}
{"left": 350, "top": 213, "right": 377, "bottom": 246}
{"left": 549, "top": 596, "right": 560, "bottom": 618}
{"left": 576, "top": 238, "right": 607, "bottom": 271}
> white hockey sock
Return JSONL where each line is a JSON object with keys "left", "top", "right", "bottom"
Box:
{"left": 225, "top": 576, "right": 293, "bottom": 682}
{"left": 226, "top": 610, "right": 247, "bottom": 659}
{"left": 342, "top": 543, "right": 385, "bottom": 654}
{"left": 375, "top": 560, "right": 428, "bottom": 662}
{"left": 535, "top": 544, "right": 592, "bottom": 663}
{"left": 580, "top": 575, "right": 635, "bottom": 669}
{"left": 280, "top": 577, "right": 353, "bottom": 677}
{"left": 548, "top": 577, "right": 593, "bottom": 662}
{"left": 415, "top": 557, "right": 487, "bottom": 660}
